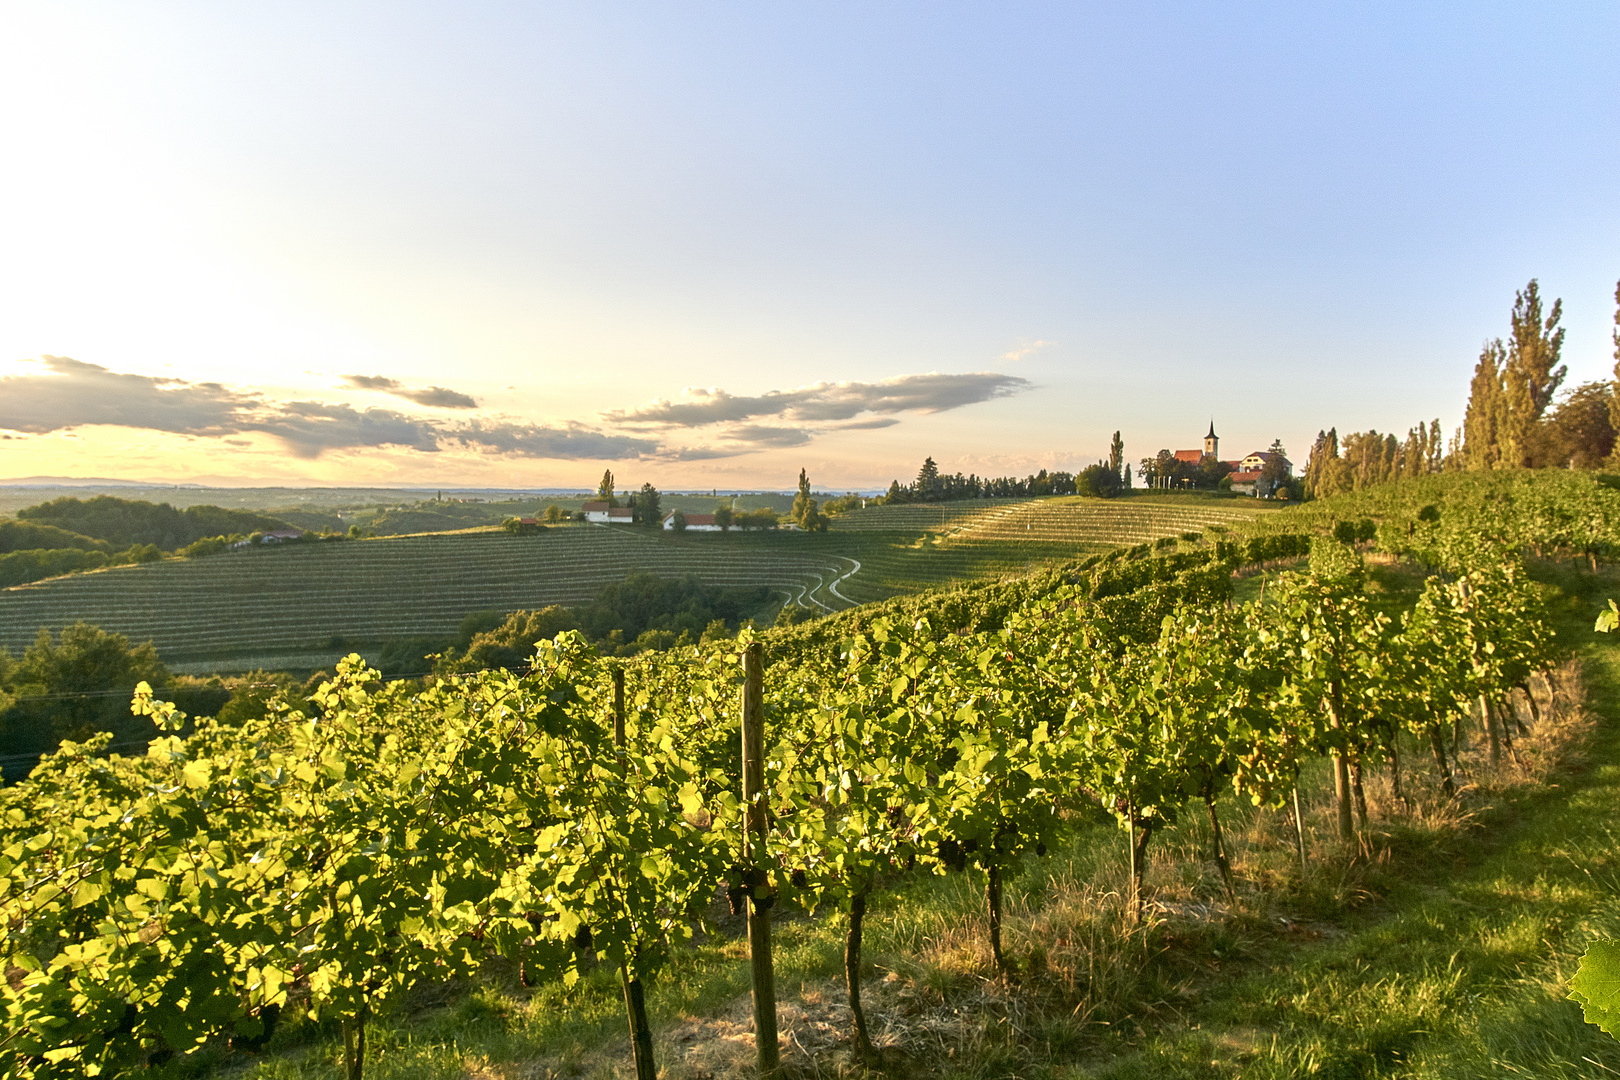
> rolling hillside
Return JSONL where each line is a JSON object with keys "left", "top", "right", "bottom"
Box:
{"left": 0, "top": 493, "right": 1274, "bottom": 670}
{"left": 0, "top": 526, "right": 853, "bottom": 667}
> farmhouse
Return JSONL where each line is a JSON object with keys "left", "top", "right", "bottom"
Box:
{"left": 582, "top": 501, "right": 633, "bottom": 524}
{"left": 663, "top": 512, "right": 723, "bottom": 532}
{"left": 1226, "top": 470, "right": 1263, "bottom": 495}
{"left": 1238, "top": 449, "right": 1293, "bottom": 473}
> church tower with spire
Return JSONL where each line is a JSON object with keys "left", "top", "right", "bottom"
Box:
{"left": 1203, "top": 421, "right": 1219, "bottom": 461}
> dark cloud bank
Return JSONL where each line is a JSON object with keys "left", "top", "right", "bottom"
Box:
{"left": 0, "top": 358, "right": 1030, "bottom": 462}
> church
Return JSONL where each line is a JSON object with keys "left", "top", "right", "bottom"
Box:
{"left": 1172, "top": 422, "right": 1221, "bottom": 465}
{"left": 1154, "top": 423, "right": 1293, "bottom": 495}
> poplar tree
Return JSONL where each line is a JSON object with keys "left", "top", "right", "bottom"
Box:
{"left": 791, "top": 469, "right": 825, "bottom": 530}
{"left": 1503, "top": 279, "right": 1566, "bottom": 467}
{"left": 1611, "top": 280, "right": 1620, "bottom": 464}
{"left": 1463, "top": 341, "right": 1507, "bottom": 470}
{"left": 598, "top": 469, "right": 618, "bottom": 507}
{"left": 1108, "top": 431, "right": 1124, "bottom": 480}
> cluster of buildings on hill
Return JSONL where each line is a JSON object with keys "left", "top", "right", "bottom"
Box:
{"left": 578, "top": 502, "right": 783, "bottom": 532}
{"left": 1152, "top": 424, "right": 1294, "bottom": 496}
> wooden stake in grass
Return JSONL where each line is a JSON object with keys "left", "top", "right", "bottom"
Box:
{"left": 1331, "top": 752, "right": 1353, "bottom": 840}
{"left": 1291, "top": 782, "right": 1308, "bottom": 872}
{"left": 986, "top": 863, "right": 1007, "bottom": 973}
{"left": 342, "top": 999, "right": 368, "bottom": 1080}
{"left": 612, "top": 666, "right": 658, "bottom": 1080}
{"left": 741, "top": 642, "right": 780, "bottom": 1077}
{"left": 1428, "top": 724, "right": 1456, "bottom": 797}
{"left": 1204, "top": 794, "right": 1236, "bottom": 901}
{"left": 1126, "top": 802, "right": 1154, "bottom": 925}
{"left": 845, "top": 884, "right": 878, "bottom": 1064}
{"left": 1481, "top": 694, "right": 1501, "bottom": 767}
{"left": 1350, "top": 761, "right": 1368, "bottom": 830}
{"left": 1328, "top": 694, "right": 1354, "bottom": 840}
{"left": 612, "top": 666, "right": 626, "bottom": 778}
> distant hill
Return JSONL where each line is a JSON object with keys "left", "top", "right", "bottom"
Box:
{"left": 15, "top": 496, "right": 292, "bottom": 551}
{"left": 0, "top": 520, "right": 113, "bottom": 555}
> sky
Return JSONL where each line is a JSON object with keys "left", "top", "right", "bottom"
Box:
{"left": 0, "top": 2, "right": 1616, "bottom": 491}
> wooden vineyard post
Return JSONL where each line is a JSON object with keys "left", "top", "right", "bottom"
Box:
{"left": 611, "top": 666, "right": 657, "bottom": 1080}
{"left": 612, "top": 666, "right": 627, "bottom": 778}
{"left": 742, "top": 642, "right": 780, "bottom": 1076}
{"left": 1291, "top": 782, "right": 1308, "bottom": 873}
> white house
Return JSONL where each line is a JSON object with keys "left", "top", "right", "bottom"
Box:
{"left": 663, "top": 512, "right": 723, "bottom": 532}
{"left": 582, "top": 501, "right": 634, "bottom": 524}
{"left": 1237, "top": 450, "right": 1293, "bottom": 475}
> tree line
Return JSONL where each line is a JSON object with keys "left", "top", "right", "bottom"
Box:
{"left": 1302, "top": 278, "right": 1620, "bottom": 499}
{"left": 879, "top": 435, "right": 1133, "bottom": 504}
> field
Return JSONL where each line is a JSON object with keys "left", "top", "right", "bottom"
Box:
{"left": 0, "top": 493, "right": 1274, "bottom": 670}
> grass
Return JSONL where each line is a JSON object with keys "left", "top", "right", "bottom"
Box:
{"left": 156, "top": 555, "right": 1620, "bottom": 1079}
{"left": 0, "top": 495, "right": 1267, "bottom": 668}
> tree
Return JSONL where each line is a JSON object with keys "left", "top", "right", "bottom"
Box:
{"left": 791, "top": 469, "right": 815, "bottom": 525}
{"left": 0, "top": 623, "right": 171, "bottom": 760}
{"left": 669, "top": 509, "right": 688, "bottom": 533}
{"left": 914, "top": 457, "right": 941, "bottom": 500}
{"left": 598, "top": 469, "right": 619, "bottom": 507}
{"left": 1260, "top": 440, "right": 1290, "bottom": 495}
{"left": 1462, "top": 340, "right": 1508, "bottom": 470}
{"left": 1108, "top": 431, "right": 1124, "bottom": 479}
{"left": 1538, "top": 382, "right": 1617, "bottom": 468}
{"left": 1303, "top": 429, "right": 1337, "bottom": 498}
{"left": 1078, "top": 462, "right": 1121, "bottom": 497}
{"left": 713, "top": 505, "right": 733, "bottom": 532}
{"left": 1611, "top": 280, "right": 1620, "bottom": 465}
{"left": 791, "top": 469, "right": 825, "bottom": 530}
{"left": 1502, "top": 279, "right": 1566, "bottom": 466}
{"left": 544, "top": 504, "right": 563, "bottom": 524}
{"left": 635, "top": 483, "right": 661, "bottom": 528}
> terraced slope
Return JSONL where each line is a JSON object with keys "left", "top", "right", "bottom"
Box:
{"left": 824, "top": 495, "right": 1267, "bottom": 599}
{"left": 0, "top": 526, "right": 853, "bottom": 662}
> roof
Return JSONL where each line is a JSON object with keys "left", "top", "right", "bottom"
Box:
{"left": 607, "top": 507, "right": 634, "bottom": 520}
{"left": 518, "top": 517, "right": 539, "bottom": 525}
{"left": 672, "top": 512, "right": 717, "bottom": 526}
{"left": 1228, "top": 470, "right": 1263, "bottom": 482}
{"left": 1173, "top": 449, "right": 1204, "bottom": 463}
{"left": 582, "top": 500, "right": 610, "bottom": 512}
{"left": 1207, "top": 420, "right": 1217, "bottom": 438}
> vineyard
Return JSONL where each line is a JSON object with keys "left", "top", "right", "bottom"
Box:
{"left": 8, "top": 468, "right": 1620, "bottom": 1078}
{"left": 0, "top": 495, "right": 1272, "bottom": 668}
{"left": 0, "top": 528, "right": 854, "bottom": 665}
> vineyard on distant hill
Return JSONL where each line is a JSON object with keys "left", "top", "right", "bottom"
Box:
{"left": 0, "top": 494, "right": 1273, "bottom": 670}
{"left": 0, "top": 527, "right": 853, "bottom": 666}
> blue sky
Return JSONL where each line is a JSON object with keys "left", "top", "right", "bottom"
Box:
{"left": 0, "top": 2, "right": 1616, "bottom": 489}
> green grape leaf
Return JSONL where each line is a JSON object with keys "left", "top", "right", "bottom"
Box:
{"left": 1597, "top": 599, "right": 1619, "bottom": 634}
{"left": 1570, "top": 940, "right": 1620, "bottom": 1037}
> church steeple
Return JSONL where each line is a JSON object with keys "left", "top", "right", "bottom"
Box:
{"left": 1204, "top": 421, "right": 1218, "bottom": 461}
